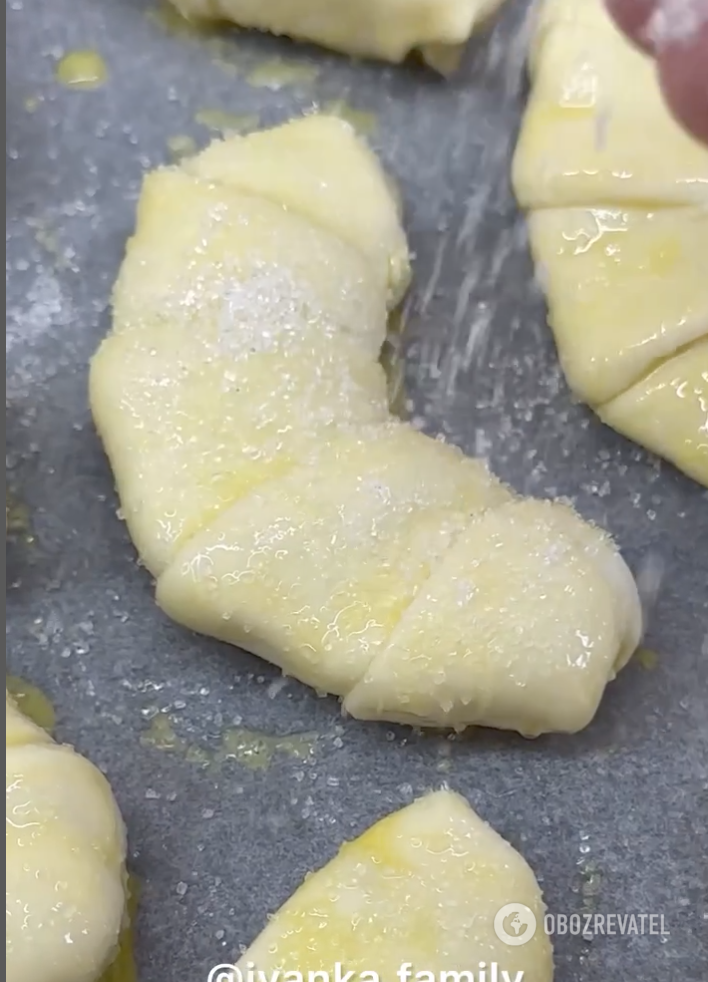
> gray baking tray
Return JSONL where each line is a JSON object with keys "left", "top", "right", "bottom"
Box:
{"left": 6, "top": 0, "right": 707, "bottom": 979}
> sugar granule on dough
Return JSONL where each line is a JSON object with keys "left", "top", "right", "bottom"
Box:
{"left": 218, "top": 262, "right": 326, "bottom": 359}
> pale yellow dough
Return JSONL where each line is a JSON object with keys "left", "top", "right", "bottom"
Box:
{"left": 514, "top": 0, "right": 708, "bottom": 208}
{"left": 6, "top": 691, "right": 127, "bottom": 982}
{"left": 92, "top": 163, "right": 392, "bottom": 575}
{"left": 344, "top": 498, "right": 640, "bottom": 736}
{"left": 513, "top": 0, "right": 708, "bottom": 485}
{"left": 90, "top": 114, "right": 642, "bottom": 736}
{"left": 180, "top": 114, "right": 411, "bottom": 307}
{"left": 599, "top": 341, "right": 708, "bottom": 487}
{"left": 526, "top": 207, "right": 708, "bottom": 406}
{"left": 156, "top": 422, "right": 512, "bottom": 697}
{"left": 169, "top": 0, "right": 508, "bottom": 70}
{"left": 240, "top": 789, "right": 553, "bottom": 980}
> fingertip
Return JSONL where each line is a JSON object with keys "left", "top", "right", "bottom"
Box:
{"left": 657, "top": 22, "right": 708, "bottom": 146}
{"left": 604, "top": 0, "right": 659, "bottom": 53}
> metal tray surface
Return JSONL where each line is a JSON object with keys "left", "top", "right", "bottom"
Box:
{"left": 6, "top": 1, "right": 707, "bottom": 980}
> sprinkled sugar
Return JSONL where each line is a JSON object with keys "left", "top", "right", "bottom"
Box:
{"left": 218, "top": 261, "right": 328, "bottom": 359}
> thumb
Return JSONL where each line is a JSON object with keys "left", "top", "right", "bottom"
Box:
{"left": 604, "top": 0, "right": 660, "bottom": 52}
{"left": 654, "top": 10, "right": 708, "bottom": 144}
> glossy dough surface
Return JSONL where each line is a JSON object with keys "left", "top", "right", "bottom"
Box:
{"left": 168, "top": 0, "right": 508, "bottom": 69}
{"left": 90, "top": 114, "right": 642, "bottom": 737}
{"left": 513, "top": 0, "right": 708, "bottom": 486}
{"left": 6, "top": 691, "right": 127, "bottom": 982}
{"left": 240, "top": 789, "right": 554, "bottom": 980}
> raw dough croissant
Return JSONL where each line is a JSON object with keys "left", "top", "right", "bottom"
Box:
{"left": 513, "top": 0, "right": 708, "bottom": 486}
{"left": 6, "top": 690, "right": 127, "bottom": 982}
{"left": 238, "top": 788, "right": 553, "bottom": 981}
{"left": 168, "top": 0, "right": 508, "bottom": 71}
{"left": 90, "top": 114, "right": 642, "bottom": 737}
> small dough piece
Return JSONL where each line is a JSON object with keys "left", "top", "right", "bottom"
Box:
{"left": 6, "top": 691, "right": 127, "bottom": 982}
{"left": 240, "top": 788, "right": 553, "bottom": 981}
{"left": 345, "top": 498, "right": 642, "bottom": 736}
{"left": 182, "top": 115, "right": 411, "bottom": 308}
{"left": 513, "top": 0, "right": 708, "bottom": 208}
{"left": 156, "top": 421, "right": 512, "bottom": 697}
{"left": 527, "top": 206, "right": 708, "bottom": 406}
{"left": 170, "top": 0, "right": 508, "bottom": 72}
{"left": 599, "top": 340, "right": 708, "bottom": 487}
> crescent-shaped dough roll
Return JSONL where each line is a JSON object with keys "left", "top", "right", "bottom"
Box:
{"left": 526, "top": 207, "right": 708, "bottom": 406}
{"left": 6, "top": 691, "right": 127, "bottom": 982}
{"left": 168, "top": 0, "right": 508, "bottom": 71}
{"left": 239, "top": 788, "right": 553, "bottom": 981}
{"left": 513, "top": 0, "right": 708, "bottom": 209}
{"left": 90, "top": 114, "right": 642, "bottom": 735}
{"left": 598, "top": 340, "right": 708, "bottom": 487}
{"left": 513, "top": 0, "right": 708, "bottom": 486}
